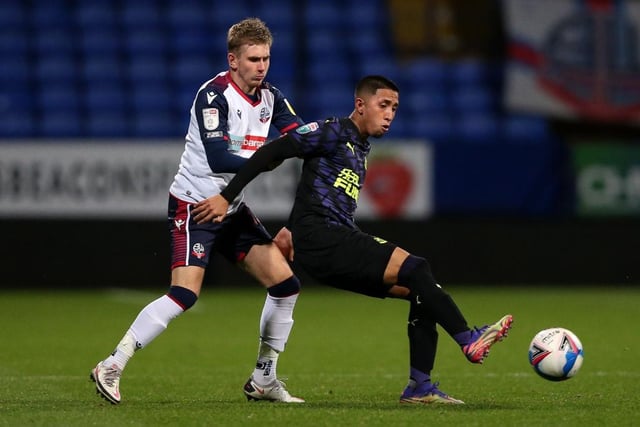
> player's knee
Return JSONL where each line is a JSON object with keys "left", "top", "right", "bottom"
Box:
{"left": 398, "top": 255, "right": 437, "bottom": 288}
{"left": 167, "top": 285, "right": 198, "bottom": 310}
{"left": 267, "top": 275, "right": 301, "bottom": 297}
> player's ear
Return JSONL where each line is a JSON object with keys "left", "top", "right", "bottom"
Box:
{"left": 355, "top": 97, "right": 365, "bottom": 115}
{"left": 228, "top": 52, "right": 237, "bottom": 70}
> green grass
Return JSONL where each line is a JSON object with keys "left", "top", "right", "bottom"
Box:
{"left": 1, "top": 285, "right": 638, "bottom": 426}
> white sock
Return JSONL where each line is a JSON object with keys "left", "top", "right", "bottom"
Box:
{"left": 253, "top": 293, "right": 298, "bottom": 385}
{"left": 104, "top": 295, "right": 184, "bottom": 370}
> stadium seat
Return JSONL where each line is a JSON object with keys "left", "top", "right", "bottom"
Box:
{"left": 408, "top": 113, "right": 454, "bottom": 143}
{"left": 35, "top": 55, "right": 78, "bottom": 83}
{"left": 255, "top": 0, "right": 295, "bottom": 30}
{"left": 207, "top": 0, "right": 252, "bottom": 27}
{"left": 0, "top": 28, "right": 29, "bottom": 57}
{"left": 402, "top": 58, "right": 450, "bottom": 88}
{"left": 75, "top": 1, "right": 117, "bottom": 28}
{"left": 84, "top": 84, "right": 128, "bottom": 111}
{"left": 166, "top": 0, "right": 209, "bottom": 28}
{"left": 172, "top": 56, "right": 217, "bottom": 89}
{"left": 79, "top": 29, "right": 121, "bottom": 54}
{"left": 31, "top": 1, "right": 71, "bottom": 28}
{"left": 37, "top": 83, "right": 81, "bottom": 112}
{"left": 125, "top": 27, "right": 167, "bottom": 56}
{"left": 121, "top": 1, "right": 162, "bottom": 29}
{"left": 131, "top": 84, "right": 173, "bottom": 111}
{"left": 82, "top": 55, "right": 124, "bottom": 84}
{"left": 502, "top": 114, "right": 551, "bottom": 144}
{"left": 127, "top": 54, "right": 170, "bottom": 85}
{"left": 133, "top": 111, "right": 181, "bottom": 137}
{"left": 456, "top": 113, "right": 501, "bottom": 144}
{"left": 0, "top": 57, "right": 30, "bottom": 84}
{"left": 86, "top": 111, "right": 130, "bottom": 138}
{"left": 304, "top": 2, "right": 344, "bottom": 30}
{"left": 170, "top": 27, "right": 213, "bottom": 55}
{"left": 33, "top": 28, "right": 76, "bottom": 56}
{"left": 404, "top": 90, "right": 451, "bottom": 115}
{"left": 0, "top": 0, "right": 26, "bottom": 29}
{"left": 450, "top": 85, "right": 497, "bottom": 114}
{"left": 40, "top": 111, "right": 83, "bottom": 138}
{"left": 0, "top": 111, "right": 34, "bottom": 138}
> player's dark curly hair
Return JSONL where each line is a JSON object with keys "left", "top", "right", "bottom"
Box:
{"left": 227, "top": 18, "right": 273, "bottom": 54}
{"left": 355, "top": 75, "right": 400, "bottom": 97}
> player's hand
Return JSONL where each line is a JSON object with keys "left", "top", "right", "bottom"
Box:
{"left": 273, "top": 226, "right": 295, "bottom": 261}
{"left": 192, "top": 195, "right": 229, "bottom": 224}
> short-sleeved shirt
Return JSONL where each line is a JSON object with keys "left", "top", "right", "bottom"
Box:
{"left": 170, "top": 71, "right": 302, "bottom": 214}
{"left": 286, "top": 117, "right": 370, "bottom": 229}
{"left": 284, "top": 117, "right": 397, "bottom": 297}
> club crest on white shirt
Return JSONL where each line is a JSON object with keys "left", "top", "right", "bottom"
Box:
{"left": 202, "top": 108, "right": 219, "bottom": 130}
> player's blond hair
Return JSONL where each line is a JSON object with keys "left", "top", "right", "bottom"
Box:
{"left": 227, "top": 18, "right": 273, "bottom": 54}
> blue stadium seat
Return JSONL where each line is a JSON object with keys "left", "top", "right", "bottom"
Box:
{"left": 131, "top": 84, "right": 173, "bottom": 111}
{"left": 255, "top": 1, "right": 295, "bottom": 30}
{"left": 167, "top": 0, "right": 209, "bottom": 28}
{"left": 456, "top": 113, "right": 501, "bottom": 144}
{"left": 502, "top": 114, "right": 551, "bottom": 144}
{"left": 35, "top": 55, "right": 78, "bottom": 83}
{"left": 0, "top": 84, "right": 34, "bottom": 113}
{"left": 207, "top": 0, "right": 252, "bottom": 27}
{"left": 37, "top": 83, "right": 81, "bottom": 112}
{"left": 307, "top": 59, "right": 353, "bottom": 85}
{"left": 0, "top": 111, "right": 34, "bottom": 138}
{"left": 0, "top": 57, "right": 30, "bottom": 84}
{"left": 80, "top": 30, "right": 121, "bottom": 54}
{"left": 121, "top": 1, "right": 162, "bottom": 28}
{"left": 82, "top": 55, "right": 124, "bottom": 84}
{"left": 0, "top": 28, "right": 29, "bottom": 58}
{"left": 75, "top": 1, "right": 117, "bottom": 28}
{"left": 133, "top": 111, "right": 181, "bottom": 137}
{"left": 86, "top": 111, "right": 130, "bottom": 137}
{"left": 125, "top": 27, "right": 167, "bottom": 56}
{"left": 0, "top": 0, "right": 26, "bottom": 29}
{"left": 84, "top": 84, "right": 128, "bottom": 111}
{"left": 407, "top": 113, "right": 454, "bottom": 143}
{"left": 40, "top": 111, "right": 83, "bottom": 138}
{"left": 31, "top": 1, "right": 72, "bottom": 28}
{"left": 355, "top": 56, "right": 403, "bottom": 86}
{"left": 404, "top": 90, "right": 451, "bottom": 115}
{"left": 450, "top": 85, "right": 497, "bottom": 114}
{"left": 170, "top": 27, "right": 213, "bottom": 55}
{"left": 33, "top": 28, "right": 76, "bottom": 56}
{"left": 402, "top": 58, "right": 450, "bottom": 88}
{"left": 127, "top": 55, "right": 170, "bottom": 85}
{"left": 304, "top": 2, "right": 344, "bottom": 29}
{"left": 172, "top": 56, "right": 217, "bottom": 89}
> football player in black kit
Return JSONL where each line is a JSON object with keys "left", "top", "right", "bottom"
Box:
{"left": 194, "top": 75, "right": 513, "bottom": 404}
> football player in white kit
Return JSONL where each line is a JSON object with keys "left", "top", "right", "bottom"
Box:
{"left": 91, "top": 18, "right": 305, "bottom": 404}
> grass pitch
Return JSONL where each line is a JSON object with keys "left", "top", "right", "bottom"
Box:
{"left": 1, "top": 285, "right": 638, "bottom": 426}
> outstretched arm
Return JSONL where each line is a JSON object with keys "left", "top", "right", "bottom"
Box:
{"left": 192, "top": 134, "right": 300, "bottom": 223}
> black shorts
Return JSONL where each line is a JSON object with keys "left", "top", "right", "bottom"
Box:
{"left": 168, "top": 195, "right": 272, "bottom": 269}
{"left": 292, "top": 222, "right": 397, "bottom": 298}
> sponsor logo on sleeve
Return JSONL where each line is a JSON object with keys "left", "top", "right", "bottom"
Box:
{"left": 295, "top": 122, "right": 319, "bottom": 134}
{"left": 202, "top": 108, "right": 219, "bottom": 130}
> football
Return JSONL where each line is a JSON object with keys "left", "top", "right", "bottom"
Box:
{"left": 528, "top": 327, "right": 584, "bottom": 381}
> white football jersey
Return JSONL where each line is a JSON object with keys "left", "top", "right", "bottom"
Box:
{"left": 169, "top": 71, "right": 302, "bottom": 214}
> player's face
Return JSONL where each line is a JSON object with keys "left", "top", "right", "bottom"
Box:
{"left": 360, "top": 88, "right": 399, "bottom": 138}
{"left": 228, "top": 43, "right": 270, "bottom": 95}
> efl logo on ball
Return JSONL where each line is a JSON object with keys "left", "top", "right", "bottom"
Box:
{"left": 528, "top": 327, "right": 584, "bottom": 381}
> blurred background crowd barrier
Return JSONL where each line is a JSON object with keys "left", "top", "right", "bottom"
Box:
{"left": 1, "top": 0, "right": 639, "bottom": 287}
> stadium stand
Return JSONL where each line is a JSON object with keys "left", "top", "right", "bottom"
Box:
{"left": 0, "top": 0, "right": 548, "bottom": 144}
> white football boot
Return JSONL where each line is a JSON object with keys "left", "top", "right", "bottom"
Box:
{"left": 90, "top": 361, "right": 122, "bottom": 404}
{"left": 243, "top": 376, "right": 305, "bottom": 403}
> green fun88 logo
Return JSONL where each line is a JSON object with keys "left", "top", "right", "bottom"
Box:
{"left": 574, "top": 143, "right": 640, "bottom": 216}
